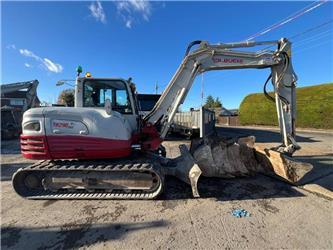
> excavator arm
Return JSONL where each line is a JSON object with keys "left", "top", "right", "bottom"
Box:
{"left": 144, "top": 38, "right": 299, "bottom": 155}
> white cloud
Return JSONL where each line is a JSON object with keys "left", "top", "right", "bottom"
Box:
{"left": 89, "top": 1, "right": 106, "bottom": 24}
{"left": 24, "top": 63, "right": 32, "bottom": 68}
{"left": 6, "top": 44, "right": 16, "bottom": 50}
{"left": 42, "top": 58, "right": 63, "bottom": 73}
{"left": 125, "top": 19, "right": 132, "bottom": 29}
{"left": 19, "top": 48, "right": 63, "bottom": 73}
{"left": 19, "top": 49, "right": 40, "bottom": 60}
{"left": 115, "top": 0, "right": 152, "bottom": 28}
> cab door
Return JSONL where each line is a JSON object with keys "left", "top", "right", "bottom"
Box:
{"left": 114, "top": 87, "right": 138, "bottom": 132}
{"left": 82, "top": 78, "right": 138, "bottom": 134}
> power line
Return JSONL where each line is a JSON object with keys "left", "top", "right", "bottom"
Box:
{"left": 246, "top": 0, "right": 328, "bottom": 41}
{"left": 192, "top": 11, "right": 331, "bottom": 82}
{"left": 294, "top": 28, "right": 332, "bottom": 42}
{"left": 206, "top": 17, "right": 331, "bottom": 82}
{"left": 260, "top": 19, "right": 333, "bottom": 51}
{"left": 201, "top": 72, "right": 204, "bottom": 105}
{"left": 245, "top": 0, "right": 328, "bottom": 41}
{"left": 294, "top": 38, "right": 333, "bottom": 55}
{"left": 188, "top": 17, "right": 331, "bottom": 101}
{"left": 155, "top": 81, "right": 158, "bottom": 94}
{"left": 289, "top": 19, "right": 333, "bottom": 40}
{"left": 293, "top": 29, "right": 332, "bottom": 49}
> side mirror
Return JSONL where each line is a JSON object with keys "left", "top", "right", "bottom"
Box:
{"left": 105, "top": 99, "right": 112, "bottom": 115}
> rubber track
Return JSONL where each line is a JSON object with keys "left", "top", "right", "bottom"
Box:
{"left": 12, "top": 159, "right": 163, "bottom": 200}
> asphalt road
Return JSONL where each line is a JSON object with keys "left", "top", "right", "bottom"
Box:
{"left": 1, "top": 127, "right": 332, "bottom": 249}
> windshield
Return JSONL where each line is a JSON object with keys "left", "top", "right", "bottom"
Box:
{"left": 83, "top": 79, "right": 132, "bottom": 114}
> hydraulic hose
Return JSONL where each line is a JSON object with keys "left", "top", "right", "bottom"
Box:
{"left": 264, "top": 51, "right": 292, "bottom": 105}
{"left": 184, "top": 40, "right": 202, "bottom": 57}
{"left": 263, "top": 74, "right": 275, "bottom": 102}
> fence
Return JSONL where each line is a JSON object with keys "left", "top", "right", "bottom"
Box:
{"left": 217, "top": 116, "right": 240, "bottom": 126}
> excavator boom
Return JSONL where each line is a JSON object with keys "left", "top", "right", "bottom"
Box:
{"left": 145, "top": 38, "right": 298, "bottom": 154}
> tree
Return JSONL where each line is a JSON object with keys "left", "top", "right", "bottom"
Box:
{"left": 57, "top": 89, "right": 74, "bottom": 107}
{"left": 204, "top": 95, "right": 222, "bottom": 108}
{"left": 204, "top": 95, "right": 215, "bottom": 108}
{"left": 214, "top": 97, "right": 222, "bottom": 108}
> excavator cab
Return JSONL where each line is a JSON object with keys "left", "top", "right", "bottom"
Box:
{"left": 81, "top": 79, "right": 133, "bottom": 113}
{"left": 75, "top": 77, "right": 139, "bottom": 132}
{"left": 76, "top": 78, "right": 134, "bottom": 111}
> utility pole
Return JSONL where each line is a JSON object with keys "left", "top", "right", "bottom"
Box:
{"left": 201, "top": 73, "right": 204, "bottom": 106}
{"left": 155, "top": 81, "right": 158, "bottom": 94}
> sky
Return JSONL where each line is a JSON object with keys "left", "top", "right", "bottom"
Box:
{"left": 2, "top": 1, "right": 333, "bottom": 109}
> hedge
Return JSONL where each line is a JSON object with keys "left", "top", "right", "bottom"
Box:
{"left": 239, "top": 83, "right": 333, "bottom": 129}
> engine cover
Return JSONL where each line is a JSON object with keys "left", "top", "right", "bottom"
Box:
{"left": 21, "top": 107, "right": 134, "bottom": 159}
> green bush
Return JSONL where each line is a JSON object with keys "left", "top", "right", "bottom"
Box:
{"left": 239, "top": 83, "right": 333, "bottom": 129}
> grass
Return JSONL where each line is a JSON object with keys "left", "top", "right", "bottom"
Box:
{"left": 239, "top": 83, "right": 333, "bottom": 129}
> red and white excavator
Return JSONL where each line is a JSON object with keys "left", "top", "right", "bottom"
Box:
{"left": 13, "top": 38, "right": 304, "bottom": 199}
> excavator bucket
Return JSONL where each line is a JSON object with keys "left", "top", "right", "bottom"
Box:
{"left": 171, "top": 134, "right": 314, "bottom": 197}
{"left": 254, "top": 146, "right": 313, "bottom": 183}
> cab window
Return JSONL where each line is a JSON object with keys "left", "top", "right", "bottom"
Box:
{"left": 83, "top": 80, "right": 132, "bottom": 114}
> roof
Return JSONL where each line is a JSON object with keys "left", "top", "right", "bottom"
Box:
{"left": 219, "top": 107, "right": 238, "bottom": 116}
{"left": 229, "top": 109, "right": 239, "bottom": 115}
{"left": 1, "top": 90, "right": 28, "bottom": 98}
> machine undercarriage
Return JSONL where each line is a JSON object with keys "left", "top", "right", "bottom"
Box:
{"left": 13, "top": 157, "right": 164, "bottom": 199}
